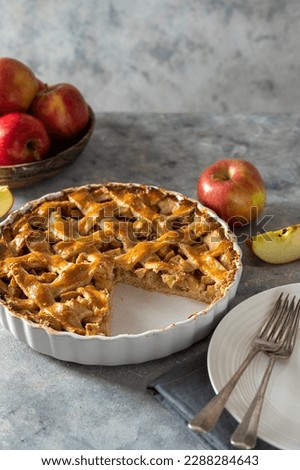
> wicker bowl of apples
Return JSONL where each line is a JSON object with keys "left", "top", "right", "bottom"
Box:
{"left": 0, "top": 58, "right": 95, "bottom": 188}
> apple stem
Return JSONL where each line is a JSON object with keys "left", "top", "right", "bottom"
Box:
{"left": 26, "top": 139, "right": 36, "bottom": 151}
{"left": 213, "top": 174, "right": 230, "bottom": 182}
{"left": 26, "top": 139, "right": 41, "bottom": 160}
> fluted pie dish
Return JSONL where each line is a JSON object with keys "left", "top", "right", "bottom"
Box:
{"left": 0, "top": 182, "right": 242, "bottom": 364}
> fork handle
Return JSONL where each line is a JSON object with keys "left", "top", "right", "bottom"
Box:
{"left": 230, "top": 356, "right": 276, "bottom": 449}
{"left": 188, "top": 348, "right": 258, "bottom": 433}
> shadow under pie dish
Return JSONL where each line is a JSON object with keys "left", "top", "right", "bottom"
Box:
{"left": 0, "top": 182, "right": 242, "bottom": 365}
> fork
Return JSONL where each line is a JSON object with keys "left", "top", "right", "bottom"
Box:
{"left": 188, "top": 292, "right": 290, "bottom": 434}
{"left": 230, "top": 296, "right": 300, "bottom": 449}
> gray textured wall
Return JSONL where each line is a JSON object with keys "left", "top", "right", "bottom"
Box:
{"left": 1, "top": 0, "right": 299, "bottom": 113}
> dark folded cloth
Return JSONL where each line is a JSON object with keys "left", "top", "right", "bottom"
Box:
{"left": 148, "top": 337, "right": 275, "bottom": 450}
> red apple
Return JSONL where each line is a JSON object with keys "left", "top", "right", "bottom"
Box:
{"left": 0, "top": 57, "right": 41, "bottom": 115}
{"left": 197, "top": 159, "right": 266, "bottom": 226}
{"left": 30, "top": 83, "right": 90, "bottom": 140}
{"left": 0, "top": 112, "right": 51, "bottom": 166}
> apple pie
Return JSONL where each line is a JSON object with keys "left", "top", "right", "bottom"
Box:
{"left": 0, "top": 183, "right": 241, "bottom": 336}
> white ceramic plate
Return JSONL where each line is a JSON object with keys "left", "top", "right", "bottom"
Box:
{"left": 208, "top": 283, "right": 300, "bottom": 450}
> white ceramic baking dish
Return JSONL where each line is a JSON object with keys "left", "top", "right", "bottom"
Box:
{"left": 0, "top": 184, "right": 242, "bottom": 365}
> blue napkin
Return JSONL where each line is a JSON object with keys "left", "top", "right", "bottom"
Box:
{"left": 148, "top": 337, "right": 275, "bottom": 450}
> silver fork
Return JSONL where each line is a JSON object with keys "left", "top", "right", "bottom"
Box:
{"left": 188, "top": 292, "right": 290, "bottom": 434}
{"left": 230, "top": 296, "right": 300, "bottom": 449}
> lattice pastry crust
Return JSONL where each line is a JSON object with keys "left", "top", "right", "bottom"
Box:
{"left": 0, "top": 183, "right": 240, "bottom": 336}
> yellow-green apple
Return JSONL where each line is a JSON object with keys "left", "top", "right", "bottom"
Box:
{"left": 0, "top": 57, "right": 42, "bottom": 115}
{"left": 0, "top": 112, "right": 50, "bottom": 165}
{"left": 0, "top": 185, "right": 14, "bottom": 217}
{"left": 197, "top": 159, "right": 266, "bottom": 226}
{"left": 247, "top": 224, "right": 300, "bottom": 264}
{"left": 30, "top": 83, "right": 89, "bottom": 140}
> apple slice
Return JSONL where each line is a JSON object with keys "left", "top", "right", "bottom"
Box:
{"left": 247, "top": 224, "right": 300, "bottom": 264}
{"left": 0, "top": 185, "right": 14, "bottom": 218}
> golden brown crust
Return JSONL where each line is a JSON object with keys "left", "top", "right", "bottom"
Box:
{"left": 0, "top": 183, "right": 240, "bottom": 336}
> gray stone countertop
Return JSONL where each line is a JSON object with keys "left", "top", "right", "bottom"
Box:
{"left": 1, "top": 113, "right": 300, "bottom": 450}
